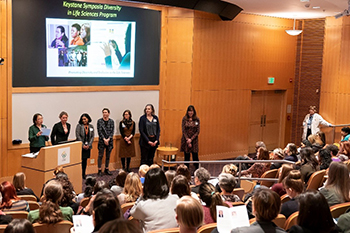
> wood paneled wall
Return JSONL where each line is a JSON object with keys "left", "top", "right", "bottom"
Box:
{"left": 1, "top": 0, "right": 298, "bottom": 177}
{"left": 320, "top": 17, "right": 350, "bottom": 138}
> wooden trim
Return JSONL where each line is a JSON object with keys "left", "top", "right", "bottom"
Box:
{"left": 12, "top": 85, "right": 160, "bottom": 93}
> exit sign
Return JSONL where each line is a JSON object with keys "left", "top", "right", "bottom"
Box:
{"left": 268, "top": 77, "right": 275, "bottom": 84}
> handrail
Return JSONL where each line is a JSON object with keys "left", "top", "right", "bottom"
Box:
{"left": 161, "top": 159, "right": 295, "bottom": 183}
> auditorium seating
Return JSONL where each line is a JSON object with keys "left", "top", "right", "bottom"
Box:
{"left": 240, "top": 180, "right": 254, "bottom": 194}
{"left": 284, "top": 211, "right": 298, "bottom": 230}
{"left": 260, "top": 169, "right": 278, "bottom": 187}
{"left": 232, "top": 188, "right": 245, "bottom": 200}
{"left": 79, "top": 197, "right": 90, "bottom": 208}
{"left": 330, "top": 202, "right": 350, "bottom": 218}
{"left": 0, "top": 225, "right": 6, "bottom": 233}
{"left": 5, "top": 211, "right": 28, "bottom": 219}
{"left": 18, "top": 195, "right": 37, "bottom": 202}
{"left": 306, "top": 170, "right": 326, "bottom": 191}
{"left": 121, "top": 202, "right": 135, "bottom": 214}
{"left": 198, "top": 223, "right": 217, "bottom": 233}
{"left": 281, "top": 194, "right": 291, "bottom": 204}
{"left": 33, "top": 220, "right": 73, "bottom": 233}
{"left": 148, "top": 228, "right": 180, "bottom": 233}
{"left": 27, "top": 201, "right": 40, "bottom": 211}
{"left": 249, "top": 214, "right": 286, "bottom": 229}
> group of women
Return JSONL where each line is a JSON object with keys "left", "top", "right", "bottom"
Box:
{"left": 28, "top": 104, "right": 200, "bottom": 179}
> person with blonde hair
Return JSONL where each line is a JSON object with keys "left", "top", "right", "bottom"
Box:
{"left": 319, "top": 162, "right": 350, "bottom": 206}
{"left": 138, "top": 164, "right": 149, "bottom": 185}
{"left": 302, "top": 106, "right": 332, "bottom": 140}
{"left": 13, "top": 172, "right": 39, "bottom": 201}
{"left": 28, "top": 180, "right": 73, "bottom": 223}
{"left": 118, "top": 172, "right": 143, "bottom": 205}
{"left": 280, "top": 170, "right": 304, "bottom": 219}
{"left": 176, "top": 196, "right": 204, "bottom": 233}
{"left": 222, "top": 164, "right": 238, "bottom": 176}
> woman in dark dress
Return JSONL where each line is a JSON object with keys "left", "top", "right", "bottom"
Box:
{"left": 119, "top": 110, "right": 136, "bottom": 172}
{"left": 181, "top": 105, "right": 200, "bottom": 170}
{"left": 51, "top": 111, "right": 71, "bottom": 145}
{"left": 76, "top": 113, "right": 94, "bottom": 179}
{"left": 139, "top": 104, "right": 160, "bottom": 166}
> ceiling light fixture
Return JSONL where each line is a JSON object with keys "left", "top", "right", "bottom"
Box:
{"left": 335, "top": 0, "right": 350, "bottom": 19}
{"left": 285, "top": 18, "right": 302, "bottom": 36}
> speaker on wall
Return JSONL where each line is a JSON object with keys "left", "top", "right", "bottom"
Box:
{"left": 124, "top": 0, "right": 243, "bottom": 21}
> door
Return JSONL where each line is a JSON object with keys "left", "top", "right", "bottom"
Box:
{"left": 248, "top": 90, "right": 285, "bottom": 153}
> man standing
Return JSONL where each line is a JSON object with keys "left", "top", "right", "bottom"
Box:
{"left": 97, "top": 108, "right": 114, "bottom": 176}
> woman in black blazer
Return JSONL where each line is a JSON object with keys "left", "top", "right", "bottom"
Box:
{"left": 50, "top": 111, "right": 71, "bottom": 145}
{"left": 138, "top": 104, "right": 160, "bottom": 166}
{"left": 76, "top": 113, "right": 94, "bottom": 179}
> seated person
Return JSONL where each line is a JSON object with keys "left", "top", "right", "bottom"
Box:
{"left": 4, "top": 219, "right": 35, "bottom": 233}
{"left": 118, "top": 172, "right": 142, "bottom": 205}
{"left": 57, "top": 176, "right": 79, "bottom": 214}
{"left": 176, "top": 196, "right": 204, "bottom": 233}
{"left": 270, "top": 148, "right": 284, "bottom": 170}
{"left": 130, "top": 168, "right": 179, "bottom": 232}
{"left": 28, "top": 180, "right": 73, "bottom": 223}
{"left": 318, "top": 149, "right": 332, "bottom": 170}
{"left": 175, "top": 164, "right": 192, "bottom": 184}
{"left": 280, "top": 170, "right": 303, "bottom": 219}
{"left": 340, "top": 127, "right": 350, "bottom": 142}
{"left": 99, "top": 218, "right": 142, "bottom": 233}
{"left": 326, "top": 144, "right": 340, "bottom": 162}
{"left": 240, "top": 147, "right": 270, "bottom": 178}
{"left": 0, "top": 193, "right": 12, "bottom": 224}
{"left": 111, "top": 170, "right": 127, "bottom": 196}
{"left": 218, "top": 173, "right": 240, "bottom": 202}
{"left": 0, "top": 181, "right": 29, "bottom": 212}
{"left": 171, "top": 175, "right": 199, "bottom": 200}
{"left": 75, "top": 176, "right": 96, "bottom": 204}
{"left": 218, "top": 188, "right": 286, "bottom": 233}
{"left": 298, "top": 147, "right": 319, "bottom": 184}
{"left": 138, "top": 164, "right": 149, "bottom": 185}
{"left": 284, "top": 143, "right": 298, "bottom": 162}
{"left": 165, "top": 170, "right": 176, "bottom": 188}
{"left": 13, "top": 172, "right": 39, "bottom": 202}
{"left": 271, "top": 164, "right": 293, "bottom": 196}
{"left": 191, "top": 167, "right": 211, "bottom": 194}
{"left": 289, "top": 191, "right": 340, "bottom": 233}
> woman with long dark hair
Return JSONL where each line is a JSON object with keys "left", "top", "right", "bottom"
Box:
{"left": 181, "top": 105, "right": 200, "bottom": 169}
{"left": 76, "top": 113, "right": 94, "bottom": 179}
{"left": 119, "top": 110, "right": 136, "bottom": 172}
{"left": 298, "top": 147, "right": 319, "bottom": 184}
{"left": 138, "top": 104, "right": 160, "bottom": 166}
{"left": 130, "top": 168, "right": 178, "bottom": 232}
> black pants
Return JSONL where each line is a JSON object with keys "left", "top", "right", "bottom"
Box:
{"left": 307, "top": 128, "right": 312, "bottom": 139}
{"left": 98, "top": 146, "right": 112, "bottom": 170}
{"left": 82, "top": 158, "right": 87, "bottom": 177}
{"left": 184, "top": 152, "right": 199, "bottom": 170}
{"left": 121, "top": 157, "right": 131, "bottom": 170}
{"left": 141, "top": 138, "right": 157, "bottom": 166}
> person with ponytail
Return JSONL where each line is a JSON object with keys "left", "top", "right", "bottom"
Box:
{"left": 28, "top": 180, "right": 73, "bottom": 223}
{"left": 198, "top": 182, "right": 229, "bottom": 224}
{"left": 280, "top": 170, "right": 304, "bottom": 219}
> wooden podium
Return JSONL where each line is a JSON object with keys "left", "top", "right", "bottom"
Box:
{"left": 21, "top": 141, "right": 82, "bottom": 196}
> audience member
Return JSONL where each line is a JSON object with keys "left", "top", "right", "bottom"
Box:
{"left": 28, "top": 180, "right": 73, "bottom": 223}
{"left": 218, "top": 173, "right": 240, "bottom": 202}
{"left": 191, "top": 167, "right": 211, "bottom": 194}
{"left": 308, "top": 134, "right": 323, "bottom": 153}
{"left": 284, "top": 143, "right": 298, "bottom": 162}
{"left": 340, "top": 127, "right": 350, "bottom": 142}
{"left": 319, "top": 162, "right": 350, "bottom": 206}
{"left": 118, "top": 172, "right": 142, "bottom": 205}
{"left": 337, "top": 141, "right": 350, "bottom": 161}
{"left": 298, "top": 147, "right": 319, "bottom": 184}
{"left": 337, "top": 208, "right": 350, "bottom": 233}
{"left": 165, "top": 170, "right": 176, "bottom": 188}
{"left": 270, "top": 148, "right": 284, "bottom": 169}
{"left": 0, "top": 193, "right": 12, "bottom": 224}
{"left": 253, "top": 141, "right": 267, "bottom": 160}
{"left": 199, "top": 183, "right": 228, "bottom": 224}
{"left": 111, "top": 170, "right": 127, "bottom": 196}
{"left": 0, "top": 181, "right": 29, "bottom": 212}
{"left": 130, "top": 167, "right": 179, "bottom": 232}
{"left": 171, "top": 175, "right": 191, "bottom": 198}
{"left": 176, "top": 196, "right": 204, "bottom": 233}
{"left": 316, "top": 131, "right": 326, "bottom": 147}
{"left": 4, "top": 219, "right": 35, "bottom": 233}
{"left": 40, "top": 166, "right": 65, "bottom": 197}
{"left": 289, "top": 191, "right": 340, "bottom": 233}
{"left": 326, "top": 144, "right": 340, "bottom": 162}
{"left": 318, "top": 149, "right": 332, "bottom": 170}
{"left": 149, "top": 164, "right": 160, "bottom": 169}
{"left": 138, "top": 164, "right": 149, "bottom": 185}
{"left": 280, "top": 170, "right": 303, "bottom": 219}
{"left": 271, "top": 164, "right": 293, "bottom": 196}
{"left": 99, "top": 218, "right": 142, "bottom": 233}
{"left": 56, "top": 176, "right": 78, "bottom": 214}
{"left": 230, "top": 189, "right": 286, "bottom": 233}
{"left": 13, "top": 172, "right": 39, "bottom": 202}
{"left": 240, "top": 147, "right": 270, "bottom": 178}
{"left": 75, "top": 176, "right": 96, "bottom": 204}
{"left": 176, "top": 164, "right": 192, "bottom": 183}
{"left": 92, "top": 189, "right": 123, "bottom": 232}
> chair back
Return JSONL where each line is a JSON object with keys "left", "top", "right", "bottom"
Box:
{"left": 0, "top": 225, "right": 7, "bottom": 233}
{"left": 197, "top": 223, "right": 217, "bottom": 233}
{"left": 306, "top": 170, "right": 326, "bottom": 191}
{"left": 18, "top": 195, "right": 37, "bottom": 202}
{"left": 232, "top": 188, "right": 245, "bottom": 200}
{"left": 240, "top": 180, "right": 254, "bottom": 194}
{"left": 229, "top": 201, "right": 245, "bottom": 206}
{"left": 148, "top": 228, "right": 180, "bottom": 233}
{"left": 249, "top": 214, "right": 286, "bottom": 229}
{"left": 79, "top": 197, "right": 90, "bottom": 208}
{"left": 33, "top": 220, "right": 73, "bottom": 233}
{"left": 5, "top": 211, "right": 28, "bottom": 219}
{"left": 121, "top": 202, "right": 135, "bottom": 214}
{"left": 284, "top": 211, "right": 298, "bottom": 230}
{"left": 330, "top": 202, "right": 350, "bottom": 218}
{"left": 260, "top": 169, "right": 278, "bottom": 187}
{"left": 280, "top": 194, "right": 291, "bottom": 204}
{"left": 28, "top": 201, "right": 40, "bottom": 211}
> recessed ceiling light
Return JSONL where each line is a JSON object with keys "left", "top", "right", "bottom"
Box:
{"left": 313, "top": 6, "right": 321, "bottom": 9}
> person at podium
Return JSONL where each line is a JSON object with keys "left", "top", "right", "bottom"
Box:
{"left": 28, "top": 113, "right": 49, "bottom": 153}
{"left": 50, "top": 111, "right": 71, "bottom": 145}
{"left": 76, "top": 113, "right": 95, "bottom": 179}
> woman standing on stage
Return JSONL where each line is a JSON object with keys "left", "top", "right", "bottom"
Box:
{"left": 28, "top": 113, "right": 49, "bottom": 153}
{"left": 119, "top": 110, "right": 136, "bottom": 172}
{"left": 51, "top": 111, "right": 71, "bottom": 145}
{"left": 181, "top": 105, "right": 200, "bottom": 170}
{"left": 139, "top": 104, "right": 160, "bottom": 166}
{"left": 76, "top": 113, "right": 94, "bottom": 179}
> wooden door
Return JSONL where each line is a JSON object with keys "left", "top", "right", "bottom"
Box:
{"left": 248, "top": 90, "right": 285, "bottom": 153}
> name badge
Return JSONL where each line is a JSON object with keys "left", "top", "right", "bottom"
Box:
{"left": 153, "top": 119, "right": 157, "bottom": 123}
{"left": 90, "top": 128, "right": 93, "bottom": 131}
{"left": 122, "top": 123, "right": 126, "bottom": 128}
{"left": 195, "top": 121, "right": 199, "bottom": 125}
